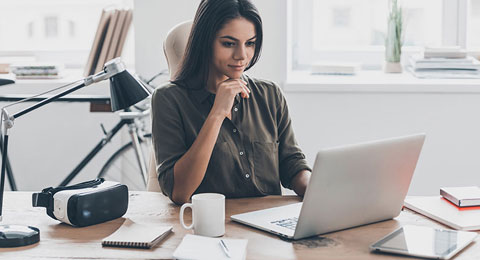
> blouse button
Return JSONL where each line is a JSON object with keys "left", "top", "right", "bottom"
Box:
{"left": 233, "top": 107, "right": 238, "bottom": 112}
{"left": 233, "top": 129, "right": 237, "bottom": 133}
{"left": 245, "top": 173, "right": 250, "bottom": 178}
{"left": 239, "top": 151, "right": 244, "bottom": 156}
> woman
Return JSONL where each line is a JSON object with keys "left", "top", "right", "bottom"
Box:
{"left": 152, "top": 0, "right": 311, "bottom": 204}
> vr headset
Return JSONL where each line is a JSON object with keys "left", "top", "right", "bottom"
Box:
{"left": 32, "top": 178, "right": 128, "bottom": 227}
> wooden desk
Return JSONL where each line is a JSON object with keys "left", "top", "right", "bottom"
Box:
{"left": 1, "top": 192, "right": 479, "bottom": 260}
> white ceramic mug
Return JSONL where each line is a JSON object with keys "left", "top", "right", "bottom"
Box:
{"left": 179, "top": 193, "right": 225, "bottom": 237}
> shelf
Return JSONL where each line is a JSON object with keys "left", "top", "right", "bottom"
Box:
{"left": 285, "top": 70, "right": 480, "bottom": 94}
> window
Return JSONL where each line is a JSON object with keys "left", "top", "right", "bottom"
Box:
{"left": 292, "top": 0, "right": 468, "bottom": 71}
{"left": 44, "top": 16, "right": 58, "bottom": 38}
{"left": 0, "top": 0, "right": 133, "bottom": 68}
{"left": 468, "top": 0, "right": 480, "bottom": 48}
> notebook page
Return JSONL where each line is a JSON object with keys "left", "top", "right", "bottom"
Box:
{"left": 173, "top": 234, "right": 247, "bottom": 260}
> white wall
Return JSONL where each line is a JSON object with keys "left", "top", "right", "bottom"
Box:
{"left": 133, "top": 0, "right": 198, "bottom": 80}
{"left": 285, "top": 90, "right": 480, "bottom": 196}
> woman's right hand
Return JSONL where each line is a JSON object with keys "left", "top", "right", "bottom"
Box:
{"left": 210, "top": 78, "right": 250, "bottom": 119}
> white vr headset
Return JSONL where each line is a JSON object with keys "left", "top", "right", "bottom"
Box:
{"left": 32, "top": 178, "right": 128, "bottom": 227}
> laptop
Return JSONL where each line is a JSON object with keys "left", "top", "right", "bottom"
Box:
{"left": 231, "top": 133, "right": 426, "bottom": 240}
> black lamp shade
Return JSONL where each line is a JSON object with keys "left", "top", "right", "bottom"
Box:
{"left": 109, "top": 70, "right": 150, "bottom": 111}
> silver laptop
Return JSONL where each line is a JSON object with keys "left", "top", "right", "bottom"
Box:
{"left": 231, "top": 133, "right": 426, "bottom": 240}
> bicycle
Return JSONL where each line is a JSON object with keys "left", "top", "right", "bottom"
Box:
{"left": 0, "top": 71, "right": 166, "bottom": 191}
{"left": 0, "top": 94, "right": 152, "bottom": 191}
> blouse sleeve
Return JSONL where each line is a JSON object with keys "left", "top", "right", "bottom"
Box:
{"left": 151, "top": 86, "right": 187, "bottom": 200}
{"left": 273, "top": 83, "right": 312, "bottom": 189}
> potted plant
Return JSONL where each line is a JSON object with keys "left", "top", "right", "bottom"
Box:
{"left": 384, "top": 0, "right": 403, "bottom": 73}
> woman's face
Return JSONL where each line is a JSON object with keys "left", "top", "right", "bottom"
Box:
{"left": 210, "top": 17, "right": 256, "bottom": 81}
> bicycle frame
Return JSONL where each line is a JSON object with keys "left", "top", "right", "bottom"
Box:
{"left": 59, "top": 111, "right": 149, "bottom": 187}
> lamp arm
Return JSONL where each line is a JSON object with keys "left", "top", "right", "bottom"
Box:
{"left": 11, "top": 81, "right": 87, "bottom": 120}
{"left": 3, "top": 59, "right": 127, "bottom": 124}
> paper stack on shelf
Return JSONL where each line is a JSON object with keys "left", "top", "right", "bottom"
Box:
{"left": 84, "top": 7, "right": 133, "bottom": 76}
{"left": 408, "top": 47, "right": 480, "bottom": 79}
{"left": 424, "top": 46, "right": 467, "bottom": 59}
{"left": 311, "top": 62, "right": 361, "bottom": 75}
{"left": 10, "top": 63, "right": 64, "bottom": 79}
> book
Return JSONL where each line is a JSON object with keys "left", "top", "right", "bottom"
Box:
{"left": 407, "top": 66, "right": 480, "bottom": 79}
{"left": 409, "top": 55, "right": 474, "bottom": 65}
{"left": 10, "top": 63, "right": 64, "bottom": 79}
{"left": 408, "top": 55, "right": 480, "bottom": 70}
{"left": 95, "top": 9, "right": 120, "bottom": 74}
{"left": 114, "top": 9, "right": 133, "bottom": 58}
{"left": 101, "top": 218, "right": 172, "bottom": 249}
{"left": 440, "top": 186, "right": 480, "bottom": 207}
{"left": 173, "top": 234, "right": 248, "bottom": 260}
{"left": 84, "top": 9, "right": 112, "bottom": 77}
{"left": 404, "top": 196, "right": 480, "bottom": 231}
{"left": 84, "top": 8, "right": 133, "bottom": 76}
{"left": 424, "top": 46, "right": 467, "bottom": 59}
{"left": 106, "top": 9, "right": 128, "bottom": 62}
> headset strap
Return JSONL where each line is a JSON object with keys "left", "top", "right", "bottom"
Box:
{"left": 32, "top": 178, "right": 105, "bottom": 208}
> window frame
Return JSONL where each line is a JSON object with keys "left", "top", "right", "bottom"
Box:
{"left": 291, "top": 0, "right": 469, "bottom": 71}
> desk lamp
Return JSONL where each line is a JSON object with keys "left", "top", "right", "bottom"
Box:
{"left": 0, "top": 58, "right": 150, "bottom": 247}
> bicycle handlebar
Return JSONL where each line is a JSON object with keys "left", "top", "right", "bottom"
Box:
{"left": 118, "top": 109, "right": 150, "bottom": 120}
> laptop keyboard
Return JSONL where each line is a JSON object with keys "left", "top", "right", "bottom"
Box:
{"left": 271, "top": 217, "right": 298, "bottom": 230}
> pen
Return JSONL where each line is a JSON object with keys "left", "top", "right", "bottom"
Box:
{"left": 219, "top": 239, "right": 232, "bottom": 258}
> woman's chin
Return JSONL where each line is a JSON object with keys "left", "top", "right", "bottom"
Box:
{"left": 226, "top": 72, "right": 243, "bottom": 79}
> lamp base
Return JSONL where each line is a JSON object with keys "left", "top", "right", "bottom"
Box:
{"left": 0, "top": 225, "right": 39, "bottom": 247}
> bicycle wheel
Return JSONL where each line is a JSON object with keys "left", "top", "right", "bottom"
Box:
{"left": 97, "top": 133, "right": 152, "bottom": 191}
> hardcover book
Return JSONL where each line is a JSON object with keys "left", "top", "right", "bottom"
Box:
{"left": 440, "top": 186, "right": 480, "bottom": 207}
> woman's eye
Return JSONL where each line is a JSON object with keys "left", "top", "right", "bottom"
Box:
{"left": 246, "top": 41, "right": 256, "bottom": 47}
{"left": 222, "top": 42, "right": 235, "bottom": 47}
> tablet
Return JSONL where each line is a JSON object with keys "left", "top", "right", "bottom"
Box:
{"left": 370, "top": 225, "right": 477, "bottom": 259}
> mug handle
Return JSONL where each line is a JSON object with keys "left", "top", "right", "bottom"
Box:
{"left": 180, "top": 203, "right": 194, "bottom": 230}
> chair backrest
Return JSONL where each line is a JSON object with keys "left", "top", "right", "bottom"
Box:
{"left": 163, "top": 20, "right": 193, "bottom": 80}
{"left": 147, "top": 21, "right": 193, "bottom": 192}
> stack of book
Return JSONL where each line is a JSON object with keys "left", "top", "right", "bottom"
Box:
{"left": 407, "top": 47, "right": 480, "bottom": 79}
{"left": 84, "top": 7, "right": 133, "bottom": 76}
{"left": 10, "top": 63, "right": 64, "bottom": 79}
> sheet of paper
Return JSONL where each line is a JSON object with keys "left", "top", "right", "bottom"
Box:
{"left": 173, "top": 234, "right": 247, "bottom": 260}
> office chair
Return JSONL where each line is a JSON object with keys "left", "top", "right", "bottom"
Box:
{"left": 147, "top": 21, "right": 193, "bottom": 192}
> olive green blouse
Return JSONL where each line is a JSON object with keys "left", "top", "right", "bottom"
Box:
{"left": 151, "top": 75, "right": 311, "bottom": 200}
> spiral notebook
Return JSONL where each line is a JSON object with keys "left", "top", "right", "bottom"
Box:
{"left": 102, "top": 218, "right": 173, "bottom": 249}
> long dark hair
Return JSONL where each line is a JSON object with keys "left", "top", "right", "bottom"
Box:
{"left": 173, "top": 0, "right": 263, "bottom": 89}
